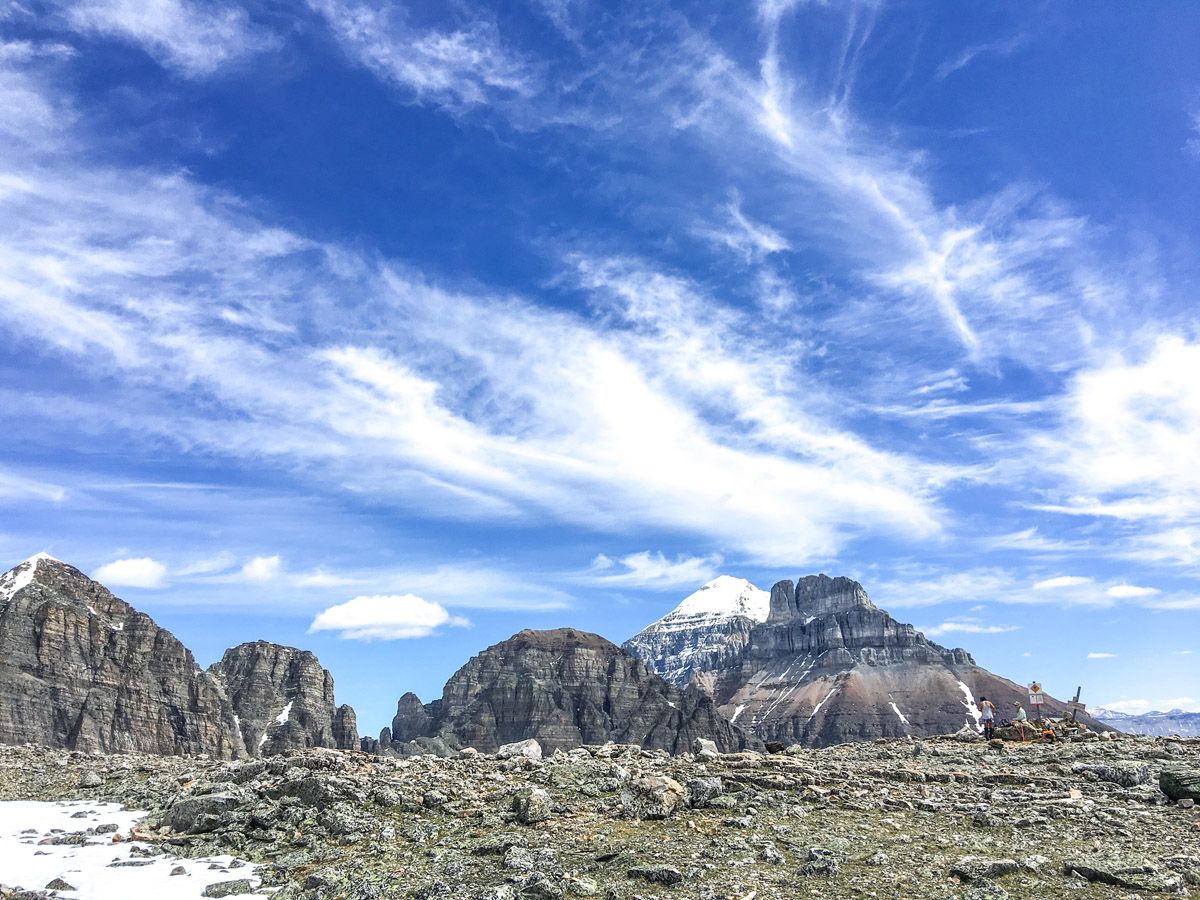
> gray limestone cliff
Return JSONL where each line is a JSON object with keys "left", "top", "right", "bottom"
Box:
{"left": 630, "top": 573, "right": 1112, "bottom": 747}
{"left": 384, "top": 628, "right": 754, "bottom": 755}
{"left": 0, "top": 554, "right": 243, "bottom": 757}
{"left": 206, "top": 641, "right": 358, "bottom": 756}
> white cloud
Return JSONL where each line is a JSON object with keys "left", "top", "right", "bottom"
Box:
{"left": 1160, "top": 696, "right": 1198, "bottom": 710}
{"left": 306, "top": 0, "right": 532, "bottom": 109}
{"left": 1099, "top": 697, "right": 1151, "bottom": 714}
{"left": 93, "top": 556, "right": 168, "bottom": 588}
{"left": 1175, "top": 649, "right": 1193, "bottom": 655}
{"left": 174, "top": 552, "right": 236, "bottom": 576}
{"left": 1086, "top": 651, "right": 1117, "bottom": 659}
{"left": 936, "top": 33, "right": 1029, "bottom": 80}
{"left": 1032, "top": 575, "right": 1092, "bottom": 590}
{"left": 1105, "top": 584, "right": 1160, "bottom": 599}
{"left": 696, "top": 198, "right": 790, "bottom": 262}
{"left": 587, "top": 551, "right": 720, "bottom": 589}
{"left": 0, "top": 115, "right": 956, "bottom": 564}
{"left": 0, "top": 469, "right": 67, "bottom": 503}
{"left": 1030, "top": 338, "right": 1200, "bottom": 565}
{"left": 240, "top": 555, "right": 282, "bottom": 582}
{"left": 60, "top": 0, "right": 274, "bottom": 77}
{"left": 922, "top": 621, "right": 1019, "bottom": 638}
{"left": 308, "top": 593, "right": 470, "bottom": 640}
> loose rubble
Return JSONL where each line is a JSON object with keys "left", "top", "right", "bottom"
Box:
{"left": 1, "top": 732, "right": 1198, "bottom": 899}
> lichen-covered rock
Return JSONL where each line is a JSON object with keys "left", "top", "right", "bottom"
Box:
{"left": 621, "top": 775, "right": 685, "bottom": 819}
{"left": 498, "top": 739, "right": 543, "bottom": 761}
{"left": 0, "top": 555, "right": 242, "bottom": 757}
{"left": 512, "top": 786, "right": 552, "bottom": 824}
{"left": 206, "top": 641, "right": 356, "bottom": 757}
{"left": 1160, "top": 768, "right": 1200, "bottom": 802}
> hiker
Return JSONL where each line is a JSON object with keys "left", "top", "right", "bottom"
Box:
{"left": 1013, "top": 702, "right": 1029, "bottom": 741}
{"left": 979, "top": 696, "right": 996, "bottom": 739}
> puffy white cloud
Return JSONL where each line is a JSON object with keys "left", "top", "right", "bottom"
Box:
{"left": 308, "top": 593, "right": 471, "bottom": 640}
{"left": 240, "top": 555, "right": 282, "bottom": 582}
{"left": 93, "top": 556, "right": 168, "bottom": 588}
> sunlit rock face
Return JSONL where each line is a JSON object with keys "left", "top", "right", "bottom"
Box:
{"left": 630, "top": 573, "right": 1111, "bottom": 747}
{"left": 0, "top": 555, "right": 243, "bottom": 757}
{"left": 207, "top": 641, "right": 357, "bottom": 756}
{"left": 385, "top": 627, "right": 755, "bottom": 755}
{"left": 623, "top": 576, "right": 769, "bottom": 689}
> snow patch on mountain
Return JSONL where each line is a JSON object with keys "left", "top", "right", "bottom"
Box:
{"left": 0, "top": 554, "right": 58, "bottom": 604}
{"left": 665, "top": 576, "right": 770, "bottom": 623}
{"left": 623, "top": 576, "right": 770, "bottom": 688}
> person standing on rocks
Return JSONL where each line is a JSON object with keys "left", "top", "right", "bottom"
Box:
{"left": 1013, "top": 702, "right": 1029, "bottom": 741}
{"left": 979, "top": 696, "right": 996, "bottom": 739}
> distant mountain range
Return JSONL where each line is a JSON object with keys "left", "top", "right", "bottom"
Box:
{"left": 1, "top": 554, "right": 1122, "bottom": 758}
{"left": 1091, "top": 707, "right": 1200, "bottom": 737}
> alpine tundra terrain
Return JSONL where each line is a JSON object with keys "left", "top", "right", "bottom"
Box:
{"left": 1, "top": 732, "right": 1199, "bottom": 899}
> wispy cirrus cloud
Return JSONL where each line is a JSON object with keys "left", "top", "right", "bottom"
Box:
{"left": 936, "top": 33, "right": 1029, "bottom": 80}
{"left": 306, "top": 0, "right": 533, "bottom": 109}
{"left": 587, "top": 551, "right": 721, "bottom": 589}
{"left": 54, "top": 0, "right": 274, "bottom": 77}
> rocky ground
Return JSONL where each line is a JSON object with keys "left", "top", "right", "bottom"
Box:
{"left": 1, "top": 731, "right": 1198, "bottom": 900}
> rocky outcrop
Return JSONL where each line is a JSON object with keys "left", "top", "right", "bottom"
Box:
{"left": 622, "top": 576, "right": 769, "bottom": 688}
{"left": 391, "top": 692, "right": 431, "bottom": 742}
{"left": 333, "top": 704, "right": 358, "bottom": 750}
{"left": 207, "top": 641, "right": 358, "bottom": 756}
{"left": 630, "top": 573, "right": 1112, "bottom": 747}
{"left": 383, "top": 628, "right": 754, "bottom": 755}
{"left": 0, "top": 554, "right": 243, "bottom": 757}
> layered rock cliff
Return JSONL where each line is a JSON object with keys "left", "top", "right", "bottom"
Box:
{"left": 383, "top": 628, "right": 754, "bottom": 754}
{"left": 629, "top": 573, "right": 1111, "bottom": 747}
{"left": 0, "top": 554, "right": 243, "bottom": 757}
{"left": 206, "top": 641, "right": 359, "bottom": 755}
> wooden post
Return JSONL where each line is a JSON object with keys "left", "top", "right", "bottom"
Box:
{"left": 1070, "top": 686, "right": 1082, "bottom": 723}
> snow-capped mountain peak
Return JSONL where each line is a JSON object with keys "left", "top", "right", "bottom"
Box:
{"left": 666, "top": 576, "right": 770, "bottom": 623}
{"left": 0, "top": 553, "right": 60, "bottom": 604}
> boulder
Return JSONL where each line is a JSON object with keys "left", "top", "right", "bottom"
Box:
{"left": 621, "top": 775, "right": 685, "bottom": 820}
{"left": 1160, "top": 769, "right": 1200, "bottom": 802}
{"left": 512, "top": 786, "right": 552, "bottom": 824}
{"left": 498, "top": 739, "right": 543, "bottom": 762}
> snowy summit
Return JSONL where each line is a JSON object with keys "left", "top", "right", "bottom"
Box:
{"left": 658, "top": 576, "right": 770, "bottom": 625}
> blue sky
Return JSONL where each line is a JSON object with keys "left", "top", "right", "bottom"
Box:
{"left": 1, "top": 0, "right": 1198, "bottom": 733}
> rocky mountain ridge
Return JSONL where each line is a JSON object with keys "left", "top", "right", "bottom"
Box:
{"left": 622, "top": 576, "right": 769, "bottom": 688}
{"left": 627, "top": 573, "right": 1111, "bottom": 747}
{"left": 373, "top": 627, "right": 754, "bottom": 755}
{"left": 0, "top": 555, "right": 355, "bottom": 759}
{"left": 207, "top": 641, "right": 358, "bottom": 756}
{"left": 1093, "top": 707, "right": 1200, "bottom": 737}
